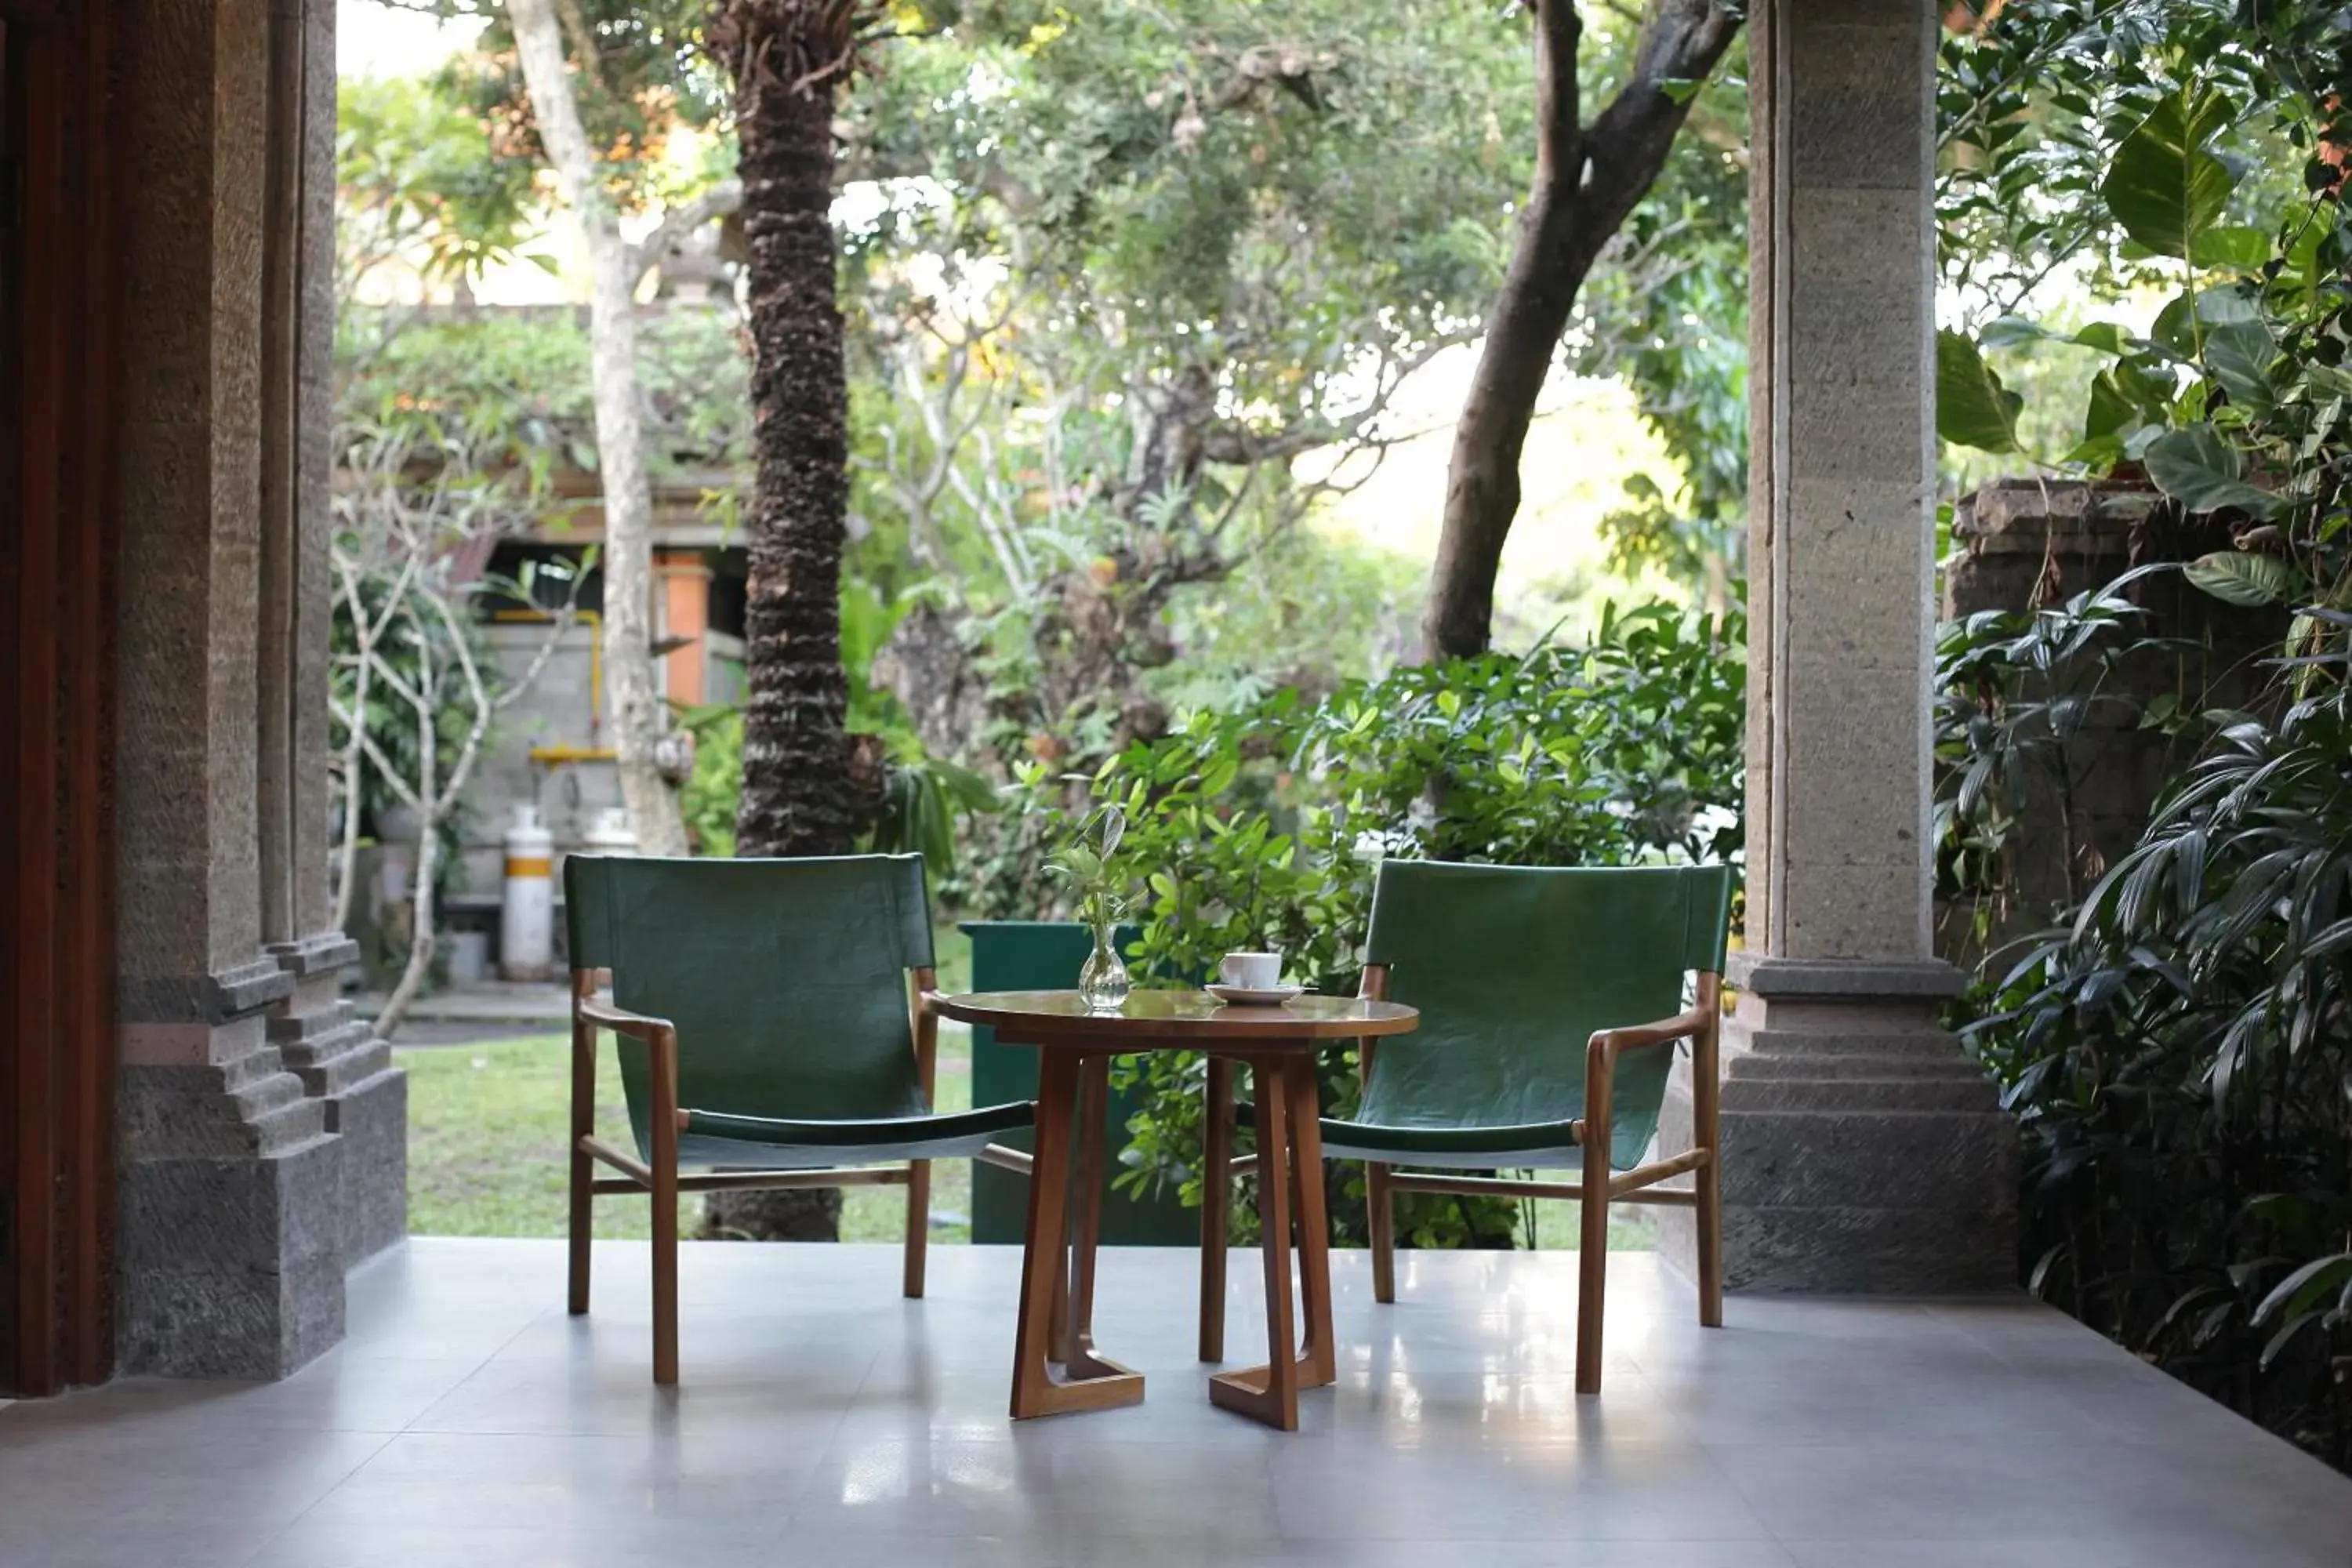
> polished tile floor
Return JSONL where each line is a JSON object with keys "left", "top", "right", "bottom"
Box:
{"left": 4, "top": 1239, "right": 2350, "bottom": 1566}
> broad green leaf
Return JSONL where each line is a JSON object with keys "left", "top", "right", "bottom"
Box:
{"left": 2142, "top": 425, "right": 2285, "bottom": 520}
{"left": 2060, "top": 432, "right": 2128, "bottom": 471}
{"left": 2070, "top": 322, "right": 2136, "bottom": 354}
{"left": 2202, "top": 318, "right": 2278, "bottom": 412}
{"left": 2189, "top": 224, "right": 2272, "bottom": 271}
{"left": 2183, "top": 550, "right": 2307, "bottom": 607}
{"left": 2083, "top": 361, "right": 2171, "bottom": 441}
{"left": 1936, "top": 330, "right": 2022, "bottom": 454}
{"left": 1978, "top": 316, "right": 2049, "bottom": 350}
{"left": 2100, "top": 89, "right": 2236, "bottom": 260}
{"left": 2253, "top": 1254, "right": 2352, "bottom": 1327}
{"left": 1657, "top": 77, "right": 1702, "bottom": 105}
{"left": 2150, "top": 292, "right": 2199, "bottom": 361}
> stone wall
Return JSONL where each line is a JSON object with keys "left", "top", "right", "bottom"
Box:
{"left": 1937, "top": 479, "right": 2288, "bottom": 968}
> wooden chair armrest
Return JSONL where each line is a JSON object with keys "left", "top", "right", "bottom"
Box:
{"left": 910, "top": 967, "right": 940, "bottom": 1099}
{"left": 577, "top": 995, "right": 684, "bottom": 1131}
{"left": 1587, "top": 1005, "right": 1710, "bottom": 1064}
{"left": 578, "top": 996, "right": 677, "bottom": 1043}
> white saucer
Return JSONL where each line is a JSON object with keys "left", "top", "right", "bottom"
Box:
{"left": 1205, "top": 983, "right": 1306, "bottom": 1007}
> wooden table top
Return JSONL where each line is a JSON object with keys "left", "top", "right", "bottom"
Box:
{"left": 933, "top": 989, "right": 1419, "bottom": 1044}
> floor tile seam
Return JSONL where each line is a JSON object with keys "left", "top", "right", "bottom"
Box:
{"left": 223, "top": 1430, "right": 401, "bottom": 1568}
{"left": 391, "top": 1305, "right": 607, "bottom": 1436}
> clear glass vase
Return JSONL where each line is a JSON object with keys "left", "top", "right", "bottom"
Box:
{"left": 1077, "top": 919, "right": 1131, "bottom": 1011}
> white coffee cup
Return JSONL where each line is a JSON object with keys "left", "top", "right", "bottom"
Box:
{"left": 1218, "top": 952, "right": 1282, "bottom": 990}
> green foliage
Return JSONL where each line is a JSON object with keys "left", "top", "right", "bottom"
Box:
{"left": 1045, "top": 804, "right": 1131, "bottom": 933}
{"left": 339, "top": 74, "right": 545, "bottom": 288}
{"left": 1938, "top": 5, "right": 2352, "bottom": 624}
{"left": 434, "top": 0, "right": 733, "bottom": 205}
{"left": 677, "top": 701, "right": 746, "bottom": 858}
{"left": 1957, "top": 619, "right": 2352, "bottom": 1466}
{"left": 339, "top": 307, "right": 751, "bottom": 490}
{"left": 1012, "top": 601, "right": 1746, "bottom": 1245}
{"left": 2100, "top": 85, "right": 2238, "bottom": 262}
{"left": 1936, "top": 2, "right": 2333, "bottom": 325}
{"left": 1574, "top": 35, "right": 1751, "bottom": 583}
{"left": 1936, "top": 328, "right": 2024, "bottom": 454}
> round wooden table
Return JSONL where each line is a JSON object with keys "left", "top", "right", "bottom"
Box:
{"left": 931, "top": 989, "right": 1421, "bottom": 1430}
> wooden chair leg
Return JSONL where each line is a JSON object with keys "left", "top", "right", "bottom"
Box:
{"left": 1367, "top": 1160, "right": 1396, "bottom": 1305}
{"left": 1576, "top": 1045, "right": 1615, "bottom": 1397}
{"left": 568, "top": 1005, "right": 594, "bottom": 1317}
{"left": 652, "top": 1125, "right": 680, "bottom": 1388}
{"left": 651, "top": 1025, "right": 681, "bottom": 1388}
{"left": 902, "top": 1158, "right": 931, "bottom": 1300}
{"left": 1694, "top": 1004, "right": 1724, "bottom": 1330}
{"left": 1575, "top": 1175, "right": 1610, "bottom": 1396}
{"left": 1200, "top": 1054, "right": 1234, "bottom": 1362}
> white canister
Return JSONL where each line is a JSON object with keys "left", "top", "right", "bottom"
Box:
{"left": 499, "top": 803, "right": 556, "bottom": 981}
{"left": 583, "top": 805, "right": 638, "bottom": 855}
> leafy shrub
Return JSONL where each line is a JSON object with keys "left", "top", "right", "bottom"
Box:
{"left": 1022, "top": 601, "right": 1747, "bottom": 1246}
{"left": 1946, "top": 582, "right": 2352, "bottom": 1468}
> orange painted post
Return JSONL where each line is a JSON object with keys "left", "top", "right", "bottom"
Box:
{"left": 655, "top": 550, "right": 710, "bottom": 706}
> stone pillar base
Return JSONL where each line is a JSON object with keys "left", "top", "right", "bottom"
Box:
{"left": 1660, "top": 956, "right": 2018, "bottom": 1294}
{"left": 270, "top": 932, "right": 407, "bottom": 1261}
{"left": 116, "top": 1131, "right": 347, "bottom": 1380}
{"left": 115, "top": 934, "right": 407, "bottom": 1381}
{"left": 117, "top": 1005, "right": 346, "bottom": 1380}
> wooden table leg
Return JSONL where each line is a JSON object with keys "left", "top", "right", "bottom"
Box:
{"left": 1011, "top": 1050, "right": 1143, "bottom": 1419}
{"left": 1209, "top": 1057, "right": 1302, "bottom": 1430}
{"left": 1287, "top": 1053, "right": 1337, "bottom": 1389}
{"left": 1199, "top": 1054, "right": 1234, "bottom": 1363}
{"left": 1064, "top": 1053, "right": 1127, "bottom": 1381}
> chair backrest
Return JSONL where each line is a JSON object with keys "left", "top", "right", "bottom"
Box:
{"left": 565, "top": 854, "right": 935, "bottom": 1155}
{"left": 1360, "top": 859, "right": 1733, "bottom": 1169}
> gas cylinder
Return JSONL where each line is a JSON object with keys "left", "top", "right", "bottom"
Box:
{"left": 583, "top": 805, "right": 638, "bottom": 856}
{"left": 499, "top": 803, "right": 556, "bottom": 981}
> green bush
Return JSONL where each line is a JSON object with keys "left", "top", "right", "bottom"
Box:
{"left": 1944, "top": 583, "right": 2352, "bottom": 1468}
{"left": 1022, "top": 601, "right": 1746, "bottom": 1247}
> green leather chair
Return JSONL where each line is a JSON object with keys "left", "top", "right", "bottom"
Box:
{"left": 1203, "top": 858, "right": 1734, "bottom": 1394}
{"left": 563, "top": 853, "right": 1033, "bottom": 1385}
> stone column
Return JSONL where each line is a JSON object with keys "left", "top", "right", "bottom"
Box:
{"left": 1661, "top": 0, "right": 2016, "bottom": 1293}
{"left": 258, "top": 0, "right": 408, "bottom": 1269}
{"left": 113, "top": 0, "right": 401, "bottom": 1379}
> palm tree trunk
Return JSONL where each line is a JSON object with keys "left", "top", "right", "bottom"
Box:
{"left": 707, "top": 2, "right": 870, "bottom": 1243}
{"left": 731, "top": 38, "right": 855, "bottom": 862}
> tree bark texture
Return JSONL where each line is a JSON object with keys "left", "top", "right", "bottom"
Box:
{"left": 509, "top": 0, "right": 690, "bottom": 855}
{"left": 706, "top": 0, "right": 877, "bottom": 1244}
{"left": 1421, "top": 0, "right": 1742, "bottom": 660}
{"left": 724, "top": 20, "right": 857, "bottom": 863}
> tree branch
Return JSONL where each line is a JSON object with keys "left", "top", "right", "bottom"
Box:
{"left": 1535, "top": 0, "right": 1584, "bottom": 183}
{"left": 1571, "top": 0, "right": 1743, "bottom": 270}
{"left": 626, "top": 180, "right": 744, "bottom": 285}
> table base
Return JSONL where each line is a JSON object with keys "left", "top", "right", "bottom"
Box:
{"left": 1010, "top": 1044, "right": 1335, "bottom": 1432}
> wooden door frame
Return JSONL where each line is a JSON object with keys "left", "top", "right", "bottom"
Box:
{"left": 1, "top": 0, "right": 123, "bottom": 1399}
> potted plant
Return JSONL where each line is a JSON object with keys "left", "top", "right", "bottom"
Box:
{"left": 1048, "top": 804, "right": 1132, "bottom": 1011}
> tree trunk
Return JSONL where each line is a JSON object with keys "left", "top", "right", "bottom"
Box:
{"left": 1421, "top": 0, "right": 1741, "bottom": 659}
{"left": 731, "top": 60, "right": 855, "bottom": 862}
{"left": 706, "top": 4, "right": 866, "bottom": 1243}
{"left": 509, "top": 0, "right": 689, "bottom": 855}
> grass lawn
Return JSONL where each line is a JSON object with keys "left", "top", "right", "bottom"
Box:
{"left": 398, "top": 1027, "right": 975, "bottom": 1244}
{"left": 401, "top": 1024, "right": 1653, "bottom": 1252}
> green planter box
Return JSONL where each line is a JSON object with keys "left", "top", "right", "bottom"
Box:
{"left": 960, "top": 920, "right": 1200, "bottom": 1247}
